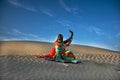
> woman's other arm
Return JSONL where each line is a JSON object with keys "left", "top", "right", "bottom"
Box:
{"left": 64, "top": 30, "right": 73, "bottom": 46}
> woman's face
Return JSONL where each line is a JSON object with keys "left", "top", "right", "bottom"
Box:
{"left": 58, "top": 34, "right": 63, "bottom": 43}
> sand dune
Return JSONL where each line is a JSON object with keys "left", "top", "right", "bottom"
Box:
{"left": 0, "top": 41, "right": 120, "bottom": 80}
{"left": 0, "top": 41, "right": 120, "bottom": 55}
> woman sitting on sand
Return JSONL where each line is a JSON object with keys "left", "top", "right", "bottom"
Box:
{"left": 36, "top": 30, "right": 79, "bottom": 63}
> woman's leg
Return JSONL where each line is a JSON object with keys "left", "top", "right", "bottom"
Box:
{"left": 65, "top": 50, "right": 76, "bottom": 59}
{"left": 63, "top": 50, "right": 79, "bottom": 63}
{"left": 44, "top": 48, "right": 55, "bottom": 57}
{"left": 36, "top": 48, "right": 55, "bottom": 58}
{"left": 55, "top": 53, "right": 65, "bottom": 62}
{"left": 63, "top": 56, "right": 78, "bottom": 63}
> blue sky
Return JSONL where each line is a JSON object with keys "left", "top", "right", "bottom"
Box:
{"left": 0, "top": 0, "right": 120, "bottom": 51}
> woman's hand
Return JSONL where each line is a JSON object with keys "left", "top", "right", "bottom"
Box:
{"left": 69, "top": 30, "right": 73, "bottom": 39}
{"left": 69, "top": 30, "right": 73, "bottom": 36}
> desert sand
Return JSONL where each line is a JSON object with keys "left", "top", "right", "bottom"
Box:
{"left": 0, "top": 41, "right": 120, "bottom": 80}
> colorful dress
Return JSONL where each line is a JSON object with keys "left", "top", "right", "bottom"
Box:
{"left": 36, "top": 35, "right": 80, "bottom": 63}
{"left": 54, "top": 41, "right": 79, "bottom": 63}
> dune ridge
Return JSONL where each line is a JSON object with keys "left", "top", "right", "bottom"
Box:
{"left": 0, "top": 41, "right": 120, "bottom": 55}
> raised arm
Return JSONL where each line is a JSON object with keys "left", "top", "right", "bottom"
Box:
{"left": 64, "top": 30, "right": 73, "bottom": 46}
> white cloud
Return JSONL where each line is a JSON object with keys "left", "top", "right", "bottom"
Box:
{"left": 12, "top": 29, "right": 41, "bottom": 39}
{"left": 88, "top": 26, "right": 104, "bottom": 36}
{"left": 40, "top": 9, "right": 53, "bottom": 17}
{"left": 113, "top": 44, "right": 120, "bottom": 51}
{"left": 0, "top": 28, "right": 40, "bottom": 41}
{"left": 59, "top": 0, "right": 81, "bottom": 17}
{"left": 57, "top": 20, "right": 71, "bottom": 27}
{"left": 0, "top": 28, "right": 55, "bottom": 42}
{"left": 59, "top": 0, "right": 71, "bottom": 12}
{"left": 8, "top": 0, "right": 37, "bottom": 12}
{"left": 116, "top": 32, "right": 120, "bottom": 37}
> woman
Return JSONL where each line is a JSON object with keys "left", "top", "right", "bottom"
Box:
{"left": 36, "top": 30, "right": 79, "bottom": 63}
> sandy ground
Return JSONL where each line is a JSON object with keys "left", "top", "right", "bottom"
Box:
{"left": 0, "top": 41, "right": 120, "bottom": 80}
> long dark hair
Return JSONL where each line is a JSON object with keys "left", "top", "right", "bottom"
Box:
{"left": 55, "top": 34, "right": 63, "bottom": 43}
